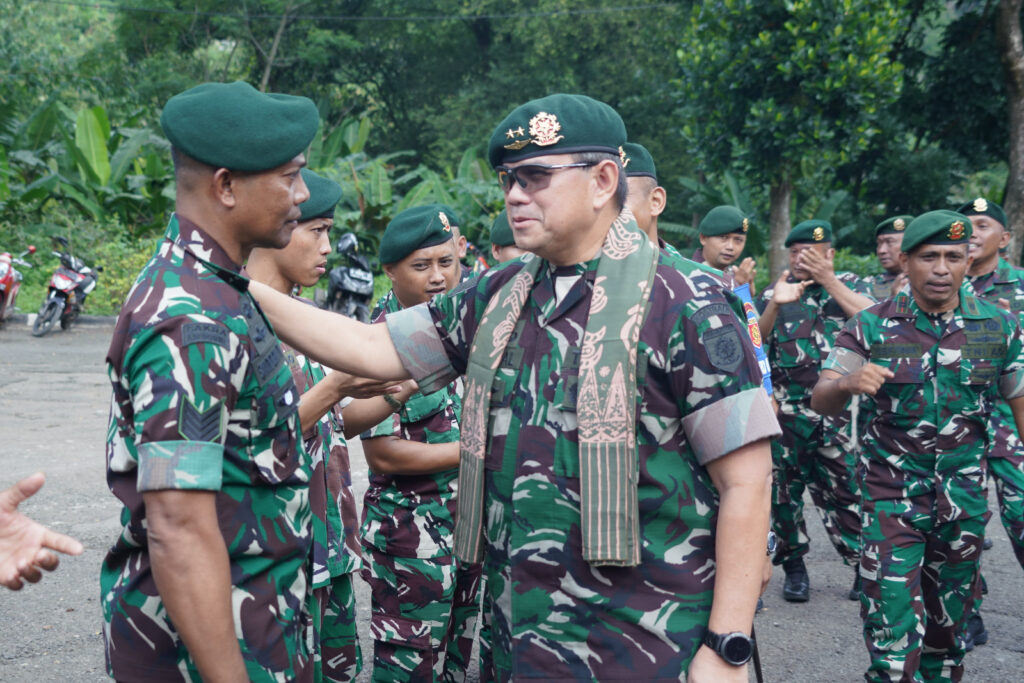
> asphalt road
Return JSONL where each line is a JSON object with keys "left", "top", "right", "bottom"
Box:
{"left": 0, "top": 321, "right": 1021, "bottom": 682}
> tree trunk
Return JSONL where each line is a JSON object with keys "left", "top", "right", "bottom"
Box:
{"left": 768, "top": 173, "right": 793, "bottom": 281}
{"left": 997, "top": 0, "right": 1024, "bottom": 265}
{"left": 259, "top": 2, "right": 294, "bottom": 92}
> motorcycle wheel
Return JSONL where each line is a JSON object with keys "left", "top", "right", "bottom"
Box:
{"left": 32, "top": 299, "right": 61, "bottom": 337}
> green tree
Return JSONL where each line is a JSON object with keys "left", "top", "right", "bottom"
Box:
{"left": 676, "top": 0, "right": 908, "bottom": 277}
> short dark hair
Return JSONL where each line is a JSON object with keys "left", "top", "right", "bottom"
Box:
{"left": 573, "top": 151, "right": 627, "bottom": 210}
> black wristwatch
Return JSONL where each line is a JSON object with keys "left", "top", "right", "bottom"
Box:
{"left": 766, "top": 530, "right": 777, "bottom": 556}
{"left": 703, "top": 629, "right": 754, "bottom": 666}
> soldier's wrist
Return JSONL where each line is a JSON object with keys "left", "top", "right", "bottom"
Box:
{"left": 383, "top": 393, "right": 405, "bottom": 411}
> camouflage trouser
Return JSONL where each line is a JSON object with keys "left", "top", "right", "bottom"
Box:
{"left": 859, "top": 496, "right": 986, "bottom": 683}
{"left": 311, "top": 573, "right": 362, "bottom": 683}
{"left": 477, "top": 576, "right": 492, "bottom": 681}
{"left": 771, "top": 410, "right": 861, "bottom": 566}
{"left": 362, "top": 545, "right": 481, "bottom": 682}
{"left": 987, "top": 412, "right": 1024, "bottom": 569}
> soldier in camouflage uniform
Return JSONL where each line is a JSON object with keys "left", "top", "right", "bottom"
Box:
{"left": 360, "top": 204, "right": 480, "bottom": 682}
{"left": 102, "top": 81, "right": 319, "bottom": 682}
{"left": 866, "top": 215, "right": 912, "bottom": 300}
{"left": 694, "top": 206, "right": 758, "bottom": 292}
{"left": 757, "top": 219, "right": 875, "bottom": 603}
{"left": 813, "top": 210, "right": 1024, "bottom": 683}
{"left": 248, "top": 168, "right": 416, "bottom": 682}
{"left": 251, "top": 94, "right": 781, "bottom": 682}
{"left": 955, "top": 197, "right": 1024, "bottom": 648}
{"left": 489, "top": 210, "right": 525, "bottom": 264}
{"left": 622, "top": 142, "right": 682, "bottom": 259}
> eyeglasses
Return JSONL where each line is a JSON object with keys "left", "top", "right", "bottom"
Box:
{"left": 495, "top": 162, "right": 596, "bottom": 192}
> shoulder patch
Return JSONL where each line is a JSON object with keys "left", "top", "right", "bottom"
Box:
{"left": 178, "top": 399, "right": 223, "bottom": 442}
{"left": 702, "top": 325, "right": 744, "bottom": 373}
{"left": 690, "top": 301, "right": 736, "bottom": 327}
{"left": 182, "top": 322, "right": 229, "bottom": 348}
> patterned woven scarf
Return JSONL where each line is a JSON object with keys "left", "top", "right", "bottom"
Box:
{"left": 454, "top": 211, "right": 659, "bottom": 567}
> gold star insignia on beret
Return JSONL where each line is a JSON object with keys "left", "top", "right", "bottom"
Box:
{"left": 742, "top": 218, "right": 749, "bottom": 233}
{"left": 813, "top": 227, "right": 824, "bottom": 241}
{"left": 439, "top": 212, "right": 452, "bottom": 232}
{"left": 949, "top": 221, "right": 965, "bottom": 240}
{"left": 503, "top": 126, "right": 530, "bottom": 151}
{"left": 505, "top": 128, "right": 516, "bottom": 139}
{"left": 974, "top": 198, "right": 988, "bottom": 212}
{"left": 894, "top": 218, "right": 905, "bottom": 231}
{"left": 528, "top": 112, "right": 564, "bottom": 147}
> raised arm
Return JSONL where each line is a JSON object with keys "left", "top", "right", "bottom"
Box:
{"left": 250, "top": 280, "right": 408, "bottom": 380}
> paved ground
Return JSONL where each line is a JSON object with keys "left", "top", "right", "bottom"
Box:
{"left": 0, "top": 321, "right": 1021, "bottom": 682}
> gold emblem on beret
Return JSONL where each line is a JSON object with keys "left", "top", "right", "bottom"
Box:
{"left": 439, "top": 212, "right": 452, "bottom": 232}
{"left": 503, "top": 126, "right": 529, "bottom": 150}
{"left": 974, "top": 198, "right": 988, "bottom": 212}
{"left": 894, "top": 218, "right": 905, "bottom": 231}
{"left": 812, "top": 226, "right": 825, "bottom": 241}
{"left": 742, "top": 218, "right": 749, "bottom": 233}
{"left": 619, "top": 146, "right": 629, "bottom": 167}
{"left": 949, "top": 220, "right": 966, "bottom": 240}
{"left": 528, "top": 112, "right": 564, "bottom": 147}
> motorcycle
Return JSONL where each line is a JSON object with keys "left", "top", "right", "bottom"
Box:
{"left": 0, "top": 245, "right": 36, "bottom": 326}
{"left": 323, "top": 232, "right": 374, "bottom": 323}
{"left": 32, "top": 236, "right": 101, "bottom": 337}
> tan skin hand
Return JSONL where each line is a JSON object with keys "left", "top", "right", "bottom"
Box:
{"left": 0, "top": 473, "right": 84, "bottom": 590}
{"left": 795, "top": 246, "right": 837, "bottom": 284}
{"left": 734, "top": 257, "right": 757, "bottom": 291}
{"left": 890, "top": 273, "right": 908, "bottom": 297}
{"left": 841, "top": 363, "right": 894, "bottom": 396}
{"left": 770, "top": 270, "right": 811, "bottom": 304}
{"left": 325, "top": 370, "right": 406, "bottom": 401}
{"left": 688, "top": 644, "right": 748, "bottom": 682}
{"left": 998, "top": 298, "right": 1011, "bottom": 311}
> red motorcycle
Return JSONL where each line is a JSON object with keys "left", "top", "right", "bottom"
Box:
{"left": 0, "top": 245, "right": 36, "bottom": 326}
{"left": 32, "top": 236, "right": 100, "bottom": 337}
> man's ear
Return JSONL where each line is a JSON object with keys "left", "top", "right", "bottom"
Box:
{"left": 590, "top": 159, "right": 619, "bottom": 210}
{"left": 826, "top": 246, "right": 836, "bottom": 260}
{"left": 898, "top": 251, "right": 909, "bottom": 273}
{"left": 1000, "top": 229, "right": 1012, "bottom": 250}
{"left": 382, "top": 263, "right": 396, "bottom": 282}
{"left": 650, "top": 186, "right": 667, "bottom": 218}
{"left": 212, "top": 168, "right": 237, "bottom": 208}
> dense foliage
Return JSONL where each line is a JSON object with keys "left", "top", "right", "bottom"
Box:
{"left": 0, "top": 0, "right": 1019, "bottom": 313}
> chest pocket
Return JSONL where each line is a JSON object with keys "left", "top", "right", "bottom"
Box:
{"left": 959, "top": 340, "right": 1006, "bottom": 387}
{"left": 777, "top": 302, "right": 814, "bottom": 342}
{"left": 244, "top": 299, "right": 301, "bottom": 484}
{"left": 872, "top": 342, "right": 925, "bottom": 417}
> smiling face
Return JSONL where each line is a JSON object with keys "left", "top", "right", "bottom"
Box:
{"left": 230, "top": 154, "right": 310, "bottom": 251}
{"left": 967, "top": 214, "right": 1008, "bottom": 275}
{"left": 900, "top": 243, "right": 971, "bottom": 313}
{"left": 384, "top": 240, "right": 460, "bottom": 308}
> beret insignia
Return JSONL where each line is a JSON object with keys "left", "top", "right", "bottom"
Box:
{"left": 813, "top": 227, "right": 825, "bottom": 241}
{"left": 619, "top": 146, "right": 628, "bottom": 167}
{"left": 742, "top": 217, "right": 749, "bottom": 233}
{"left": 894, "top": 218, "right": 905, "bottom": 231}
{"left": 503, "top": 126, "right": 528, "bottom": 150}
{"left": 528, "top": 112, "right": 564, "bottom": 147}
{"left": 974, "top": 198, "right": 988, "bottom": 212}
{"left": 949, "top": 220, "right": 966, "bottom": 240}
{"left": 439, "top": 212, "right": 452, "bottom": 232}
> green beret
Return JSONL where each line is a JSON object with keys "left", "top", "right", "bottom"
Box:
{"left": 622, "top": 142, "right": 657, "bottom": 181}
{"left": 490, "top": 210, "right": 515, "bottom": 247}
{"left": 874, "top": 215, "right": 913, "bottom": 238}
{"left": 380, "top": 204, "right": 458, "bottom": 264}
{"left": 488, "top": 93, "right": 627, "bottom": 168}
{"left": 699, "top": 205, "right": 750, "bottom": 236}
{"left": 298, "top": 169, "right": 343, "bottom": 221}
{"left": 785, "top": 219, "right": 832, "bottom": 247}
{"left": 161, "top": 81, "right": 319, "bottom": 172}
{"left": 955, "top": 197, "right": 1007, "bottom": 228}
{"left": 901, "top": 210, "right": 972, "bottom": 253}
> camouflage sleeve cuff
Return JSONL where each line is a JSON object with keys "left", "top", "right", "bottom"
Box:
{"left": 137, "top": 440, "right": 224, "bottom": 492}
{"left": 682, "top": 387, "right": 781, "bottom": 466}
{"left": 362, "top": 412, "right": 399, "bottom": 440}
{"left": 999, "top": 368, "right": 1024, "bottom": 400}
{"left": 385, "top": 305, "right": 459, "bottom": 395}
{"left": 822, "top": 347, "right": 867, "bottom": 376}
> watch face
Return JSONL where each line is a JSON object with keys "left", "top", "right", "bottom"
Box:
{"left": 723, "top": 634, "right": 753, "bottom": 664}
{"left": 766, "top": 531, "right": 778, "bottom": 554}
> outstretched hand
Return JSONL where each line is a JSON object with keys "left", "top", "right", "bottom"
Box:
{"left": 0, "top": 473, "right": 84, "bottom": 590}
{"left": 734, "top": 257, "right": 757, "bottom": 291}
{"left": 771, "top": 270, "right": 810, "bottom": 305}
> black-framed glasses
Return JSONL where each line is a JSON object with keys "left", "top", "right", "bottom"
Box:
{"left": 495, "top": 162, "right": 596, "bottom": 192}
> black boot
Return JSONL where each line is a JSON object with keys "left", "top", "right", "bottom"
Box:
{"left": 782, "top": 557, "right": 809, "bottom": 602}
{"left": 964, "top": 612, "right": 988, "bottom": 652}
{"left": 847, "top": 569, "right": 861, "bottom": 601}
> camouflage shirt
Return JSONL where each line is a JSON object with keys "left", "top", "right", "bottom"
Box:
{"left": 865, "top": 271, "right": 900, "bottom": 301}
{"left": 102, "top": 215, "right": 312, "bottom": 682}
{"left": 385, "top": 252, "right": 780, "bottom": 680}
{"left": 758, "top": 272, "right": 873, "bottom": 407}
{"left": 281, "top": 302, "right": 362, "bottom": 587}
{"left": 965, "top": 257, "right": 1024, "bottom": 316}
{"left": 823, "top": 291, "right": 1024, "bottom": 521}
{"left": 360, "top": 290, "right": 462, "bottom": 560}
